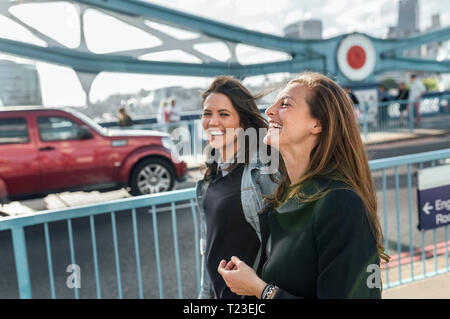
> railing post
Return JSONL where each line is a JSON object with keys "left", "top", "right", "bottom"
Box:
{"left": 363, "top": 102, "right": 368, "bottom": 139}
{"left": 409, "top": 100, "right": 414, "bottom": 133}
{"left": 11, "top": 227, "right": 32, "bottom": 299}
{"left": 191, "top": 120, "right": 197, "bottom": 162}
{"left": 187, "top": 121, "right": 194, "bottom": 161}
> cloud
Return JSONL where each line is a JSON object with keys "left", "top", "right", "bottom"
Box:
{"left": 36, "top": 62, "right": 86, "bottom": 106}
{"left": 285, "top": 10, "right": 313, "bottom": 25}
{"left": 245, "top": 21, "right": 280, "bottom": 35}
{"left": 235, "top": 44, "right": 291, "bottom": 64}
{"left": 0, "top": 15, "right": 46, "bottom": 46}
{"left": 236, "top": 0, "right": 289, "bottom": 16}
{"left": 320, "top": 0, "right": 355, "bottom": 16}
{"left": 333, "top": 0, "right": 394, "bottom": 37}
{"left": 323, "top": 27, "right": 339, "bottom": 39}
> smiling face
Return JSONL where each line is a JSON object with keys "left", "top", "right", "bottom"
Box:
{"left": 202, "top": 92, "right": 241, "bottom": 155}
{"left": 264, "top": 83, "right": 321, "bottom": 153}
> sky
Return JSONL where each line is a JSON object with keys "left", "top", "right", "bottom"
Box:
{"left": 0, "top": 0, "right": 448, "bottom": 106}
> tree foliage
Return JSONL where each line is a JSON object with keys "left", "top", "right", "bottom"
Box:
{"left": 422, "top": 78, "right": 439, "bottom": 91}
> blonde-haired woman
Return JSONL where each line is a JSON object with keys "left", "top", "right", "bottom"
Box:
{"left": 218, "top": 72, "right": 389, "bottom": 299}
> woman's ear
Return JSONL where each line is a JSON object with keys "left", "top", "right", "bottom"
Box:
{"left": 311, "top": 120, "right": 322, "bottom": 135}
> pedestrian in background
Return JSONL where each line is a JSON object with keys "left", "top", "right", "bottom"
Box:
{"left": 396, "top": 82, "right": 409, "bottom": 126}
{"left": 377, "top": 84, "right": 390, "bottom": 127}
{"left": 168, "top": 97, "right": 181, "bottom": 134}
{"left": 157, "top": 100, "right": 169, "bottom": 131}
{"left": 345, "top": 87, "right": 360, "bottom": 106}
{"left": 408, "top": 74, "right": 426, "bottom": 126}
{"left": 218, "top": 72, "right": 389, "bottom": 299}
{"left": 118, "top": 107, "right": 133, "bottom": 127}
{"left": 197, "top": 76, "right": 280, "bottom": 299}
{"left": 344, "top": 87, "right": 361, "bottom": 123}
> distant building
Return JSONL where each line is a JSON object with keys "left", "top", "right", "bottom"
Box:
{"left": 284, "top": 19, "right": 322, "bottom": 39}
{"left": 388, "top": 0, "right": 420, "bottom": 58}
{"left": 397, "top": 0, "right": 420, "bottom": 37}
{"left": 426, "top": 14, "right": 441, "bottom": 59}
{"left": 383, "top": 0, "right": 443, "bottom": 82}
{"left": 0, "top": 60, "right": 42, "bottom": 106}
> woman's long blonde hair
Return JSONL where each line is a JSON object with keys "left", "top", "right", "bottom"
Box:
{"left": 270, "top": 72, "right": 389, "bottom": 263}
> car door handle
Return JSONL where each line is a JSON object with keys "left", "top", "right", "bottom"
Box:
{"left": 39, "top": 146, "right": 55, "bottom": 151}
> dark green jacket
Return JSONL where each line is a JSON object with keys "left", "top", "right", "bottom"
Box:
{"left": 261, "top": 179, "right": 381, "bottom": 299}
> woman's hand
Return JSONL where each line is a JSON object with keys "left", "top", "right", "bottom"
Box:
{"left": 217, "top": 256, "right": 267, "bottom": 298}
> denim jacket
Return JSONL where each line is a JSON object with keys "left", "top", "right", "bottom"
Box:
{"left": 196, "top": 156, "right": 278, "bottom": 299}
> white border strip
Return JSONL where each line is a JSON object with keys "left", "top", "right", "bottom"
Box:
{"left": 417, "top": 165, "right": 450, "bottom": 191}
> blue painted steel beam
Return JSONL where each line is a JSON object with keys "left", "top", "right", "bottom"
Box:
{"left": 76, "top": 0, "right": 450, "bottom": 62}
{"left": 74, "top": 0, "right": 324, "bottom": 54}
{"left": 377, "top": 57, "right": 450, "bottom": 74}
{"left": 0, "top": 38, "right": 325, "bottom": 76}
{"left": 369, "top": 148, "right": 450, "bottom": 170}
{"left": 2, "top": 34, "right": 449, "bottom": 78}
{"left": 378, "top": 26, "right": 450, "bottom": 54}
{"left": 1, "top": 0, "right": 448, "bottom": 79}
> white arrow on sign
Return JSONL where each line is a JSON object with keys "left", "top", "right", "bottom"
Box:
{"left": 423, "top": 202, "right": 434, "bottom": 215}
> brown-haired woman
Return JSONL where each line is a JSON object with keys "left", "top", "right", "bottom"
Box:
{"left": 218, "top": 72, "right": 389, "bottom": 299}
{"left": 197, "top": 76, "right": 279, "bottom": 299}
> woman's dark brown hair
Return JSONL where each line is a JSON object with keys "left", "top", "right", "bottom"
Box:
{"left": 269, "top": 72, "right": 389, "bottom": 263}
{"left": 200, "top": 76, "right": 280, "bottom": 181}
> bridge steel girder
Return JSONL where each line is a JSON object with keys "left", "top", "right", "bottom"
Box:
{"left": 0, "top": 0, "right": 448, "bottom": 83}
{"left": 0, "top": 38, "right": 325, "bottom": 77}
{"left": 377, "top": 27, "right": 450, "bottom": 56}
{"left": 73, "top": 0, "right": 320, "bottom": 54}
{"left": 71, "top": 0, "right": 450, "bottom": 81}
{"left": 376, "top": 58, "right": 450, "bottom": 74}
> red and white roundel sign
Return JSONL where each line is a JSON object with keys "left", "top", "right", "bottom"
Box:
{"left": 337, "top": 34, "right": 376, "bottom": 81}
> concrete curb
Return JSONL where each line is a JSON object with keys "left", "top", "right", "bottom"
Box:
{"left": 364, "top": 130, "right": 450, "bottom": 147}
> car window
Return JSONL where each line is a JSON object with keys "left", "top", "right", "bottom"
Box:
{"left": 38, "top": 116, "right": 83, "bottom": 141}
{"left": 0, "top": 117, "right": 29, "bottom": 144}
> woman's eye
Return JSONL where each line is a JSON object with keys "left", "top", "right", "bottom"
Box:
{"left": 220, "top": 113, "right": 229, "bottom": 117}
{"left": 281, "top": 102, "right": 289, "bottom": 108}
{"left": 202, "top": 112, "right": 211, "bottom": 116}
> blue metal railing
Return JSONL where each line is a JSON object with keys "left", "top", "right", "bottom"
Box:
{"left": 369, "top": 149, "right": 450, "bottom": 289}
{"left": 0, "top": 149, "right": 449, "bottom": 298}
{"left": 0, "top": 188, "right": 198, "bottom": 299}
{"left": 356, "top": 95, "right": 449, "bottom": 138}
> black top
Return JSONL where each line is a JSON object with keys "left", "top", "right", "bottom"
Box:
{"left": 348, "top": 92, "right": 360, "bottom": 106}
{"left": 397, "top": 89, "right": 409, "bottom": 101}
{"left": 397, "top": 89, "right": 410, "bottom": 110}
{"left": 203, "top": 164, "right": 260, "bottom": 299}
{"left": 261, "top": 178, "right": 381, "bottom": 299}
{"left": 118, "top": 115, "right": 133, "bottom": 127}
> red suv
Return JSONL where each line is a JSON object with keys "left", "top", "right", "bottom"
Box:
{"left": 0, "top": 107, "right": 187, "bottom": 202}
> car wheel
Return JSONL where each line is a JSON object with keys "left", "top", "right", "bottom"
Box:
{"left": 130, "top": 158, "right": 175, "bottom": 196}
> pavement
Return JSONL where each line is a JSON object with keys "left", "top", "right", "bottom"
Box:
{"left": 383, "top": 272, "right": 450, "bottom": 299}
{"left": 362, "top": 128, "right": 448, "bottom": 145}
{"left": 381, "top": 245, "right": 450, "bottom": 299}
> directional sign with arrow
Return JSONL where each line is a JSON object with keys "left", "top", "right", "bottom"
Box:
{"left": 422, "top": 202, "right": 434, "bottom": 215}
{"left": 417, "top": 165, "right": 450, "bottom": 231}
